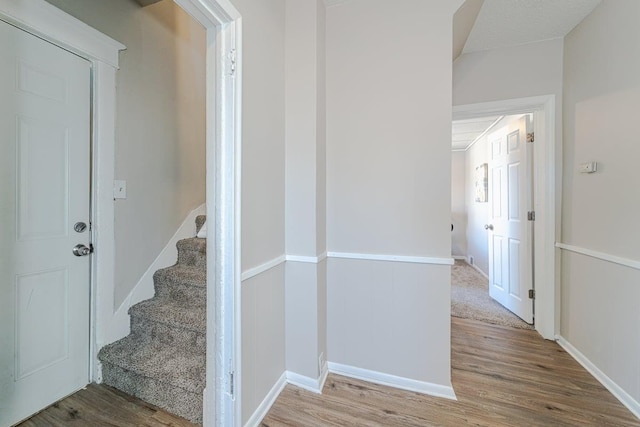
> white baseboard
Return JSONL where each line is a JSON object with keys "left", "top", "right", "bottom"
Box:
{"left": 244, "top": 372, "right": 287, "bottom": 427}
{"left": 285, "top": 371, "right": 322, "bottom": 394}
{"left": 103, "top": 204, "right": 206, "bottom": 346}
{"left": 285, "top": 363, "right": 329, "bottom": 394}
{"left": 327, "top": 362, "right": 457, "bottom": 401}
{"left": 452, "top": 255, "right": 466, "bottom": 260}
{"left": 556, "top": 335, "right": 640, "bottom": 419}
{"left": 245, "top": 366, "right": 329, "bottom": 426}
{"left": 244, "top": 362, "right": 457, "bottom": 426}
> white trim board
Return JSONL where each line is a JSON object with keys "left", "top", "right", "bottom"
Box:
{"left": 102, "top": 204, "right": 206, "bottom": 347}
{"left": 173, "top": 0, "right": 243, "bottom": 424}
{"left": 243, "top": 372, "right": 287, "bottom": 427}
{"left": 286, "top": 366, "right": 328, "bottom": 395}
{"left": 0, "top": 0, "right": 126, "bottom": 388}
{"left": 328, "top": 362, "right": 457, "bottom": 401}
{"left": 556, "top": 243, "right": 640, "bottom": 271}
{"left": 285, "top": 252, "right": 328, "bottom": 264}
{"left": 556, "top": 336, "right": 640, "bottom": 419}
{"left": 0, "top": 0, "right": 124, "bottom": 67}
{"left": 454, "top": 95, "right": 558, "bottom": 340}
{"left": 243, "top": 251, "right": 453, "bottom": 281}
{"left": 327, "top": 252, "right": 454, "bottom": 265}
{"left": 241, "top": 256, "right": 286, "bottom": 281}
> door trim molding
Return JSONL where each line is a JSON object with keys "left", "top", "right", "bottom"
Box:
{"left": 453, "top": 95, "right": 559, "bottom": 340}
{"left": 173, "top": 1, "right": 242, "bottom": 425}
{"left": 0, "top": 0, "right": 124, "bottom": 66}
{"left": 0, "top": 0, "right": 125, "bottom": 409}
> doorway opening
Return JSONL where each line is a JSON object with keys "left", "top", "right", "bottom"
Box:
{"left": 451, "top": 113, "right": 535, "bottom": 330}
{"left": 453, "top": 95, "right": 559, "bottom": 341}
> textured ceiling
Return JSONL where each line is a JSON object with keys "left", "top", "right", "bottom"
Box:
{"left": 452, "top": 116, "right": 501, "bottom": 151}
{"left": 463, "top": 0, "right": 601, "bottom": 53}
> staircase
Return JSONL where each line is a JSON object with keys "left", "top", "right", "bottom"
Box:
{"left": 98, "top": 215, "right": 208, "bottom": 423}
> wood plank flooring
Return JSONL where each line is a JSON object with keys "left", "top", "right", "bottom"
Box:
{"left": 17, "top": 383, "right": 197, "bottom": 427}
{"left": 17, "top": 317, "right": 639, "bottom": 426}
{"left": 262, "top": 317, "right": 640, "bottom": 427}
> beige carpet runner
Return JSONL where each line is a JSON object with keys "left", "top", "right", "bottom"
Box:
{"left": 451, "top": 260, "right": 534, "bottom": 330}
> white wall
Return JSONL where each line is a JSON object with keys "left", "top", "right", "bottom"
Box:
{"left": 561, "top": 0, "right": 640, "bottom": 413}
{"left": 451, "top": 151, "right": 467, "bottom": 257}
{"left": 44, "top": 0, "right": 206, "bottom": 309}
{"left": 326, "top": 0, "right": 462, "bottom": 391}
{"left": 453, "top": 40, "right": 563, "bottom": 218}
{"left": 464, "top": 137, "right": 489, "bottom": 273}
{"left": 284, "top": 0, "right": 327, "bottom": 383}
{"left": 241, "top": 265, "right": 285, "bottom": 423}
{"left": 328, "top": 259, "right": 452, "bottom": 386}
{"left": 454, "top": 39, "right": 564, "bottom": 107}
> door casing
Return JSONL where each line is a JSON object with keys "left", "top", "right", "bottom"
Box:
{"left": 453, "top": 95, "right": 559, "bottom": 340}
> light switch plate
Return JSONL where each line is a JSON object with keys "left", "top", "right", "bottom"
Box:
{"left": 114, "top": 180, "right": 127, "bottom": 199}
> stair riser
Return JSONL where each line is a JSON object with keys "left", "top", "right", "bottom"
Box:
{"left": 155, "top": 280, "right": 206, "bottom": 303}
{"left": 130, "top": 316, "right": 206, "bottom": 353}
{"left": 177, "top": 249, "right": 206, "bottom": 268}
{"left": 102, "top": 363, "right": 203, "bottom": 424}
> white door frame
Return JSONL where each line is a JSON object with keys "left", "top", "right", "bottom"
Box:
{"left": 1, "top": 1, "right": 243, "bottom": 424}
{"left": 173, "top": 1, "right": 242, "bottom": 425}
{"left": 0, "top": 0, "right": 125, "bottom": 390}
{"left": 453, "top": 95, "right": 559, "bottom": 340}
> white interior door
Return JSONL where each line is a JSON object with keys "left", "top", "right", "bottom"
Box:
{"left": 0, "top": 20, "right": 91, "bottom": 426}
{"left": 486, "top": 115, "right": 534, "bottom": 324}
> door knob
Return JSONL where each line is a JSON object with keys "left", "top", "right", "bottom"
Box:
{"left": 484, "top": 224, "right": 494, "bottom": 231}
{"left": 73, "top": 244, "right": 92, "bottom": 257}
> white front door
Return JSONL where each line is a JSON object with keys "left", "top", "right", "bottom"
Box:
{"left": 0, "top": 20, "right": 91, "bottom": 426}
{"left": 487, "top": 115, "right": 534, "bottom": 324}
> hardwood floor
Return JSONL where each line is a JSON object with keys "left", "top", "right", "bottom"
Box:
{"left": 17, "top": 317, "right": 639, "bottom": 426}
{"left": 17, "top": 383, "right": 197, "bottom": 427}
{"left": 262, "top": 317, "right": 640, "bottom": 426}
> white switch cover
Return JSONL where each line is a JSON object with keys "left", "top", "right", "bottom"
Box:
{"left": 578, "top": 162, "right": 597, "bottom": 174}
{"left": 114, "top": 180, "right": 127, "bottom": 199}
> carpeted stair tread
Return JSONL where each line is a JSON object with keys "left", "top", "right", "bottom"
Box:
{"left": 177, "top": 237, "right": 206, "bottom": 253}
{"left": 177, "top": 238, "right": 206, "bottom": 268}
{"left": 98, "top": 334, "right": 205, "bottom": 393}
{"left": 100, "top": 215, "right": 207, "bottom": 423}
{"left": 154, "top": 264, "right": 206, "bottom": 288}
{"left": 129, "top": 297, "right": 205, "bottom": 333}
{"left": 195, "top": 215, "right": 206, "bottom": 234}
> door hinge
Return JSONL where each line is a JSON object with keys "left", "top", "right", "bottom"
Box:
{"left": 527, "top": 211, "right": 536, "bottom": 221}
{"left": 527, "top": 132, "right": 534, "bottom": 143}
{"left": 229, "top": 371, "right": 235, "bottom": 397}
{"left": 528, "top": 289, "right": 535, "bottom": 299}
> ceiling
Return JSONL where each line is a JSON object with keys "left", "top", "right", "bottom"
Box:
{"left": 451, "top": 116, "right": 501, "bottom": 151}
{"left": 452, "top": 0, "right": 601, "bottom": 149}
{"left": 462, "top": 0, "right": 601, "bottom": 54}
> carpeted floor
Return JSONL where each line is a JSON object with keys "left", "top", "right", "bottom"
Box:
{"left": 451, "top": 260, "right": 534, "bottom": 330}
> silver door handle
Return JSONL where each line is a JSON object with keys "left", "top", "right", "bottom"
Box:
{"left": 73, "top": 244, "right": 92, "bottom": 256}
{"left": 484, "top": 224, "right": 494, "bottom": 231}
